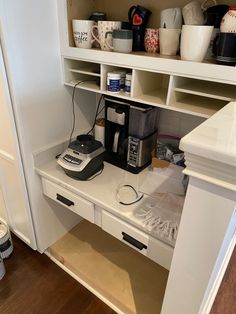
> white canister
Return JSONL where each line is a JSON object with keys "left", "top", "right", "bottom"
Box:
{"left": 0, "top": 256, "right": 5, "bottom": 280}
{"left": 0, "top": 221, "right": 13, "bottom": 259}
{"left": 94, "top": 118, "right": 105, "bottom": 145}
{"left": 107, "top": 72, "right": 121, "bottom": 92}
{"left": 112, "top": 70, "right": 126, "bottom": 90}
{"left": 125, "top": 73, "right": 132, "bottom": 94}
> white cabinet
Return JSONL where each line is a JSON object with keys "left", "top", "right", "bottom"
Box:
{"left": 0, "top": 45, "right": 36, "bottom": 248}
{"left": 58, "top": 0, "right": 236, "bottom": 120}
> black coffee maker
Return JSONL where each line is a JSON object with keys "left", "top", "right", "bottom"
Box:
{"left": 128, "top": 5, "right": 152, "bottom": 51}
{"left": 104, "top": 97, "right": 159, "bottom": 173}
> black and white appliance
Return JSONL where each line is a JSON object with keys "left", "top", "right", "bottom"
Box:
{"left": 57, "top": 135, "right": 105, "bottom": 180}
{"left": 104, "top": 97, "right": 159, "bottom": 173}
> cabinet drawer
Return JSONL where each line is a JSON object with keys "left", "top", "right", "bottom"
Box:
{"left": 102, "top": 211, "right": 149, "bottom": 256}
{"left": 102, "top": 211, "right": 173, "bottom": 269}
{"left": 42, "top": 178, "right": 94, "bottom": 223}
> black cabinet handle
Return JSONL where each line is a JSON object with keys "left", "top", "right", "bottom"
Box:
{"left": 56, "top": 193, "right": 74, "bottom": 207}
{"left": 122, "top": 232, "right": 147, "bottom": 251}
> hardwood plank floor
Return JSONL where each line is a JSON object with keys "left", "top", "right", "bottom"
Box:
{"left": 211, "top": 246, "right": 236, "bottom": 314}
{"left": 1, "top": 235, "right": 235, "bottom": 314}
{"left": 0, "top": 236, "right": 116, "bottom": 314}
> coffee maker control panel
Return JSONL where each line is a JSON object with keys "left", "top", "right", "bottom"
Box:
{"left": 127, "top": 137, "right": 139, "bottom": 167}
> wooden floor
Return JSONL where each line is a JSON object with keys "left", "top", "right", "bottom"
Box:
{"left": 0, "top": 235, "right": 235, "bottom": 314}
{"left": 0, "top": 235, "right": 116, "bottom": 314}
{"left": 211, "top": 245, "right": 236, "bottom": 314}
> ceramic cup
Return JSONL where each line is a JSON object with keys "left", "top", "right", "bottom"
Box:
{"left": 220, "top": 8, "right": 236, "bottom": 33}
{"left": 128, "top": 5, "right": 152, "bottom": 27}
{"left": 180, "top": 25, "right": 214, "bottom": 62}
{"left": 160, "top": 8, "right": 182, "bottom": 29}
{"left": 144, "top": 28, "right": 159, "bottom": 53}
{"left": 182, "top": 1, "right": 204, "bottom": 25}
{"left": 92, "top": 21, "right": 121, "bottom": 51}
{"left": 105, "top": 29, "right": 133, "bottom": 53}
{"left": 72, "top": 20, "right": 95, "bottom": 49}
{"left": 159, "top": 28, "right": 181, "bottom": 56}
{"left": 89, "top": 12, "right": 107, "bottom": 48}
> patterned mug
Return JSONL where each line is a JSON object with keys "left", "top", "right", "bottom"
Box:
{"left": 92, "top": 21, "right": 121, "bottom": 51}
{"left": 220, "top": 8, "right": 236, "bottom": 33}
{"left": 144, "top": 28, "right": 159, "bottom": 53}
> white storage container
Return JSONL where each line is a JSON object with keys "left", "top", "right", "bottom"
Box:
{"left": 0, "top": 256, "right": 5, "bottom": 280}
{"left": 107, "top": 72, "right": 121, "bottom": 92}
{"left": 0, "top": 221, "right": 13, "bottom": 259}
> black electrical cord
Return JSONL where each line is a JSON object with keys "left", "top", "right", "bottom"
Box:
{"left": 115, "top": 184, "right": 144, "bottom": 205}
{"left": 87, "top": 94, "right": 104, "bottom": 135}
{"left": 69, "top": 80, "right": 96, "bottom": 144}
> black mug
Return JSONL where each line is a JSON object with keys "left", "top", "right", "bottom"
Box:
{"left": 89, "top": 12, "right": 107, "bottom": 22}
{"left": 128, "top": 5, "right": 152, "bottom": 27}
{"left": 128, "top": 5, "right": 152, "bottom": 51}
{"left": 216, "top": 32, "right": 236, "bottom": 66}
{"left": 205, "top": 5, "right": 229, "bottom": 28}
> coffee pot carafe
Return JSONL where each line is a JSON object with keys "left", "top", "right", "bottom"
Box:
{"left": 128, "top": 5, "right": 152, "bottom": 51}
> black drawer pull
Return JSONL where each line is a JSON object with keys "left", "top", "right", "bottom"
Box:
{"left": 56, "top": 193, "right": 74, "bottom": 207}
{"left": 122, "top": 232, "right": 147, "bottom": 251}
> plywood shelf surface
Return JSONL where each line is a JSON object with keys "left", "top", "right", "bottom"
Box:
{"left": 49, "top": 221, "right": 169, "bottom": 314}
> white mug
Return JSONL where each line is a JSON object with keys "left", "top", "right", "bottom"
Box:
{"left": 105, "top": 29, "right": 133, "bottom": 53}
{"left": 159, "top": 28, "right": 181, "bottom": 56}
{"left": 182, "top": 1, "right": 204, "bottom": 25}
{"left": 180, "top": 25, "right": 214, "bottom": 62}
{"left": 92, "top": 21, "right": 121, "bottom": 51}
{"left": 72, "top": 20, "right": 94, "bottom": 49}
{"left": 160, "top": 8, "right": 182, "bottom": 29}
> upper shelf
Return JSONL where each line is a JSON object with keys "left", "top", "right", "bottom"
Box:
{"left": 61, "top": 47, "right": 236, "bottom": 86}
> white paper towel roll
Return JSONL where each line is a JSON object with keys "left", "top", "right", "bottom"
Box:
{"left": 94, "top": 118, "right": 105, "bottom": 145}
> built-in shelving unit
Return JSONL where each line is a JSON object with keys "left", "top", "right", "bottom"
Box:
{"left": 63, "top": 57, "right": 233, "bottom": 118}
{"left": 53, "top": 1, "right": 236, "bottom": 313}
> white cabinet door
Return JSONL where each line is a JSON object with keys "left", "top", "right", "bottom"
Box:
{"left": 0, "top": 44, "right": 36, "bottom": 249}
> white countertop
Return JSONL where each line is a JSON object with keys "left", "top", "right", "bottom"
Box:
{"left": 36, "top": 159, "right": 185, "bottom": 247}
{"left": 180, "top": 102, "right": 236, "bottom": 167}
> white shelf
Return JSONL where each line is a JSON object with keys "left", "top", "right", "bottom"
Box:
{"left": 170, "top": 95, "right": 227, "bottom": 118}
{"left": 65, "top": 81, "right": 100, "bottom": 93}
{"left": 174, "top": 81, "right": 236, "bottom": 102}
{"left": 68, "top": 68, "right": 100, "bottom": 77}
{"left": 135, "top": 89, "right": 168, "bottom": 107}
{"left": 63, "top": 56, "right": 234, "bottom": 119}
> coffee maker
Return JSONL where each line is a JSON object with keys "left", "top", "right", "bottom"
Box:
{"left": 104, "top": 97, "right": 158, "bottom": 173}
